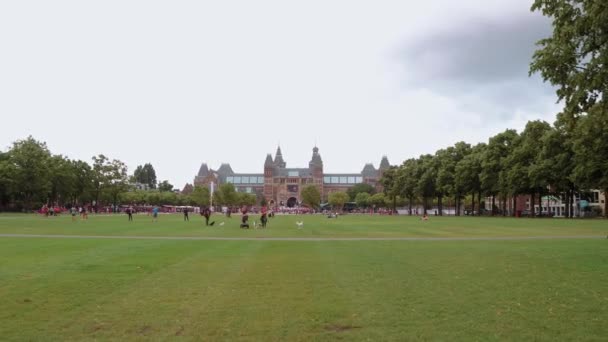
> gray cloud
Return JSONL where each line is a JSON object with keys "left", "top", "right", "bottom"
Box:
{"left": 398, "top": 12, "right": 557, "bottom": 120}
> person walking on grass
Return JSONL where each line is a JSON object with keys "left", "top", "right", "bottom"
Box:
{"left": 183, "top": 207, "right": 189, "bottom": 222}
{"left": 152, "top": 206, "right": 159, "bottom": 223}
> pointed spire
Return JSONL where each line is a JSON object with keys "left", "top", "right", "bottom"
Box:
{"left": 264, "top": 154, "right": 274, "bottom": 167}
{"left": 197, "top": 163, "right": 209, "bottom": 177}
{"left": 379, "top": 156, "right": 390, "bottom": 170}
{"left": 309, "top": 146, "right": 323, "bottom": 167}
{"left": 274, "top": 145, "right": 286, "bottom": 168}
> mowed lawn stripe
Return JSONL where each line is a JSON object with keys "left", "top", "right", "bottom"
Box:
{"left": 1, "top": 214, "right": 607, "bottom": 238}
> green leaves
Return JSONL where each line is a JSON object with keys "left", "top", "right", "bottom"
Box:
{"left": 530, "top": 0, "right": 608, "bottom": 117}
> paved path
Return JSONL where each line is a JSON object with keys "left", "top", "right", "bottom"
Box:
{"left": 0, "top": 233, "right": 605, "bottom": 241}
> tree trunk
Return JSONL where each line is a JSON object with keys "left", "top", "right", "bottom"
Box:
{"left": 570, "top": 190, "right": 575, "bottom": 218}
{"left": 531, "top": 192, "right": 536, "bottom": 218}
{"left": 408, "top": 196, "right": 412, "bottom": 216}
{"left": 491, "top": 195, "right": 496, "bottom": 216}
{"left": 438, "top": 195, "right": 443, "bottom": 216}
{"left": 604, "top": 189, "right": 608, "bottom": 219}
{"left": 513, "top": 196, "right": 517, "bottom": 217}
{"left": 471, "top": 193, "right": 476, "bottom": 216}
{"left": 456, "top": 196, "right": 460, "bottom": 216}
{"left": 502, "top": 195, "right": 506, "bottom": 216}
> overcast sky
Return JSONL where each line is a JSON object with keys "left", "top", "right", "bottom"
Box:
{"left": 0, "top": 0, "right": 560, "bottom": 189}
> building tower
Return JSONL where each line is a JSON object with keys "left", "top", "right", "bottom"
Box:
{"left": 274, "top": 146, "right": 286, "bottom": 168}
{"left": 309, "top": 146, "right": 324, "bottom": 200}
{"left": 264, "top": 154, "right": 274, "bottom": 203}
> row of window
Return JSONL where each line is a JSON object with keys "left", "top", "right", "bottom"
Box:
{"left": 323, "top": 176, "right": 363, "bottom": 184}
{"left": 226, "top": 176, "right": 264, "bottom": 184}
{"left": 226, "top": 175, "right": 364, "bottom": 185}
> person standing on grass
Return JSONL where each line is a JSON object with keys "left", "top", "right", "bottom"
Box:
{"left": 126, "top": 206, "right": 133, "bottom": 222}
{"left": 70, "top": 205, "right": 77, "bottom": 222}
{"left": 152, "top": 206, "right": 159, "bottom": 223}
{"left": 202, "top": 207, "right": 211, "bottom": 226}
{"left": 183, "top": 207, "right": 189, "bottom": 222}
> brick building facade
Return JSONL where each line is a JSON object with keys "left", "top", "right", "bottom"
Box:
{"left": 194, "top": 146, "right": 389, "bottom": 207}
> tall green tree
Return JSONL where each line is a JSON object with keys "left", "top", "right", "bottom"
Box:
{"left": 530, "top": 0, "right": 608, "bottom": 117}
{"left": 133, "top": 163, "right": 157, "bottom": 189}
{"left": 481, "top": 130, "right": 518, "bottom": 215}
{"left": 505, "top": 121, "right": 552, "bottom": 217}
{"left": 158, "top": 180, "right": 174, "bottom": 192}
{"left": 571, "top": 105, "right": 608, "bottom": 217}
{"left": 191, "top": 185, "right": 210, "bottom": 207}
{"left": 398, "top": 158, "right": 419, "bottom": 215}
{"left": 301, "top": 185, "right": 321, "bottom": 209}
{"left": 7, "top": 137, "right": 52, "bottom": 210}
{"left": 354, "top": 192, "right": 370, "bottom": 208}
{"left": 380, "top": 166, "right": 400, "bottom": 213}
{"left": 215, "top": 183, "right": 237, "bottom": 207}
{"left": 0, "top": 151, "right": 15, "bottom": 210}
{"left": 328, "top": 191, "right": 349, "bottom": 212}
{"left": 455, "top": 143, "right": 485, "bottom": 216}
{"left": 91, "top": 155, "right": 128, "bottom": 210}
{"left": 346, "top": 183, "right": 375, "bottom": 201}
{"left": 416, "top": 154, "right": 437, "bottom": 215}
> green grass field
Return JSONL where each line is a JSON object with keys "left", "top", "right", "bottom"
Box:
{"left": 1, "top": 214, "right": 607, "bottom": 341}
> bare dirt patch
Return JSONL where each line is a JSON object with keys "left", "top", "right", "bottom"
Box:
{"left": 324, "top": 324, "right": 362, "bottom": 333}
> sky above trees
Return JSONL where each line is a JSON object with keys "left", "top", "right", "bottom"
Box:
{"left": 0, "top": 0, "right": 560, "bottom": 188}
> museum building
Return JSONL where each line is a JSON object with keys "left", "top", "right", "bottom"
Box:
{"left": 194, "top": 146, "right": 390, "bottom": 207}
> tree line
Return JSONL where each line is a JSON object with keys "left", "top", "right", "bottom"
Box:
{"left": 377, "top": 108, "right": 607, "bottom": 218}
{"left": 0, "top": 136, "right": 257, "bottom": 212}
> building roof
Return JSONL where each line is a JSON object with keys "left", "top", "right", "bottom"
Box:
{"left": 379, "top": 156, "right": 390, "bottom": 170}
{"left": 264, "top": 154, "right": 274, "bottom": 167}
{"left": 217, "top": 163, "right": 234, "bottom": 176}
{"left": 274, "top": 146, "right": 286, "bottom": 168}
{"left": 309, "top": 146, "right": 323, "bottom": 166}
{"left": 361, "top": 163, "right": 377, "bottom": 177}
{"left": 197, "top": 163, "right": 209, "bottom": 177}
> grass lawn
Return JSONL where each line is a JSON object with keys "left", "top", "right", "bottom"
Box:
{"left": 1, "top": 214, "right": 607, "bottom": 340}
{"left": 0, "top": 213, "right": 607, "bottom": 238}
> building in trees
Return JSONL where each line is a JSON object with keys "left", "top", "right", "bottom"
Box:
{"left": 194, "top": 146, "right": 389, "bottom": 207}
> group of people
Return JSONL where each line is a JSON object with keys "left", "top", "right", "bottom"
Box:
{"left": 69, "top": 206, "right": 88, "bottom": 221}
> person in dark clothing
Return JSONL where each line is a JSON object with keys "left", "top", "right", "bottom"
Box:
{"left": 202, "top": 207, "right": 211, "bottom": 226}
{"left": 183, "top": 207, "right": 189, "bottom": 221}
{"left": 240, "top": 206, "right": 249, "bottom": 229}
{"left": 126, "top": 206, "right": 133, "bottom": 221}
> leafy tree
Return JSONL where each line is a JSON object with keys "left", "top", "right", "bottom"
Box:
{"left": 235, "top": 193, "right": 256, "bottom": 207}
{"left": 530, "top": 0, "right": 608, "bottom": 117}
{"left": 70, "top": 160, "right": 94, "bottom": 205}
{"left": 158, "top": 180, "right": 174, "bottom": 192}
{"left": 398, "top": 158, "right": 419, "bottom": 215}
{"left": 355, "top": 192, "right": 370, "bottom": 208}
{"left": 416, "top": 154, "right": 438, "bottom": 214}
{"left": 571, "top": 105, "right": 608, "bottom": 217}
{"left": 380, "top": 166, "right": 400, "bottom": 213}
{"left": 538, "top": 115, "right": 577, "bottom": 217}
{"left": 301, "top": 185, "right": 321, "bottom": 209}
{"left": 133, "top": 163, "right": 157, "bottom": 189}
{"left": 481, "top": 130, "right": 518, "bottom": 215}
{"left": 47, "top": 155, "right": 76, "bottom": 205}
{"left": 368, "top": 193, "right": 386, "bottom": 209}
{"left": 436, "top": 142, "right": 471, "bottom": 215}
{"left": 455, "top": 143, "right": 485, "bottom": 216}
{"left": 0, "top": 151, "right": 15, "bottom": 210}
{"left": 7, "top": 137, "right": 52, "bottom": 210}
{"left": 346, "top": 183, "right": 375, "bottom": 201}
{"left": 91, "top": 155, "right": 128, "bottom": 210}
{"left": 190, "top": 185, "right": 210, "bottom": 207}
{"left": 215, "top": 183, "right": 237, "bottom": 207}
{"left": 328, "top": 191, "right": 349, "bottom": 212}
